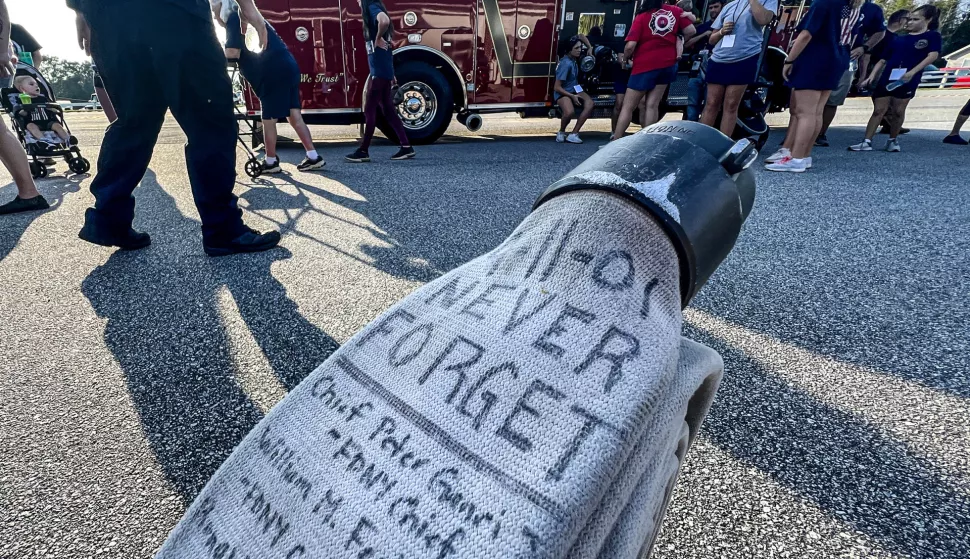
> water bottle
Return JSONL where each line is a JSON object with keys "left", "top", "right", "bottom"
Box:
{"left": 849, "top": 58, "right": 858, "bottom": 73}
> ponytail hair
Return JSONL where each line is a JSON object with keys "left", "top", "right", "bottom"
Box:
{"left": 914, "top": 4, "right": 940, "bottom": 30}
{"left": 638, "top": 0, "right": 665, "bottom": 13}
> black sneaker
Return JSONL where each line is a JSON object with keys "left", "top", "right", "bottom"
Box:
{"left": 391, "top": 146, "right": 415, "bottom": 160}
{"left": 880, "top": 125, "right": 911, "bottom": 135}
{"left": 78, "top": 224, "right": 151, "bottom": 251}
{"left": 297, "top": 155, "right": 326, "bottom": 171}
{"left": 943, "top": 134, "right": 969, "bottom": 145}
{"left": 814, "top": 134, "right": 829, "bottom": 147}
{"left": 345, "top": 149, "right": 370, "bottom": 163}
{"left": 0, "top": 195, "right": 50, "bottom": 215}
{"left": 261, "top": 160, "right": 282, "bottom": 174}
{"left": 203, "top": 227, "right": 281, "bottom": 257}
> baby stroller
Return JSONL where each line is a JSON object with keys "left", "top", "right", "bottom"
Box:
{"left": 228, "top": 60, "right": 265, "bottom": 179}
{"left": 1, "top": 62, "right": 91, "bottom": 179}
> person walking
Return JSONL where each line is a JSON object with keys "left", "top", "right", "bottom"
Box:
{"left": 212, "top": 0, "right": 325, "bottom": 173}
{"left": 68, "top": 0, "right": 280, "bottom": 256}
{"left": 0, "top": 2, "right": 48, "bottom": 215}
{"left": 814, "top": 0, "right": 884, "bottom": 147}
{"left": 943, "top": 98, "right": 970, "bottom": 145}
{"left": 764, "top": 0, "right": 863, "bottom": 173}
{"left": 849, "top": 5, "right": 941, "bottom": 153}
{"left": 553, "top": 36, "right": 594, "bottom": 144}
{"left": 345, "top": 0, "right": 414, "bottom": 163}
{"left": 613, "top": 0, "right": 696, "bottom": 139}
{"left": 700, "top": 0, "right": 778, "bottom": 137}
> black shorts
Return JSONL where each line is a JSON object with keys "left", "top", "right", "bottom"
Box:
{"left": 23, "top": 117, "right": 57, "bottom": 132}
{"left": 872, "top": 82, "right": 916, "bottom": 100}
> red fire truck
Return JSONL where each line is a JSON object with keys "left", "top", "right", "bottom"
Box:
{"left": 243, "top": 0, "right": 814, "bottom": 144}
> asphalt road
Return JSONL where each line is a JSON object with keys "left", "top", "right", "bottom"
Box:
{"left": 1, "top": 91, "right": 968, "bottom": 558}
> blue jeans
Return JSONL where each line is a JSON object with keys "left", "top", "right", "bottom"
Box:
{"left": 687, "top": 77, "right": 706, "bottom": 122}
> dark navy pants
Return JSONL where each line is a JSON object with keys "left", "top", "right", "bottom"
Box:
{"left": 83, "top": 3, "right": 246, "bottom": 243}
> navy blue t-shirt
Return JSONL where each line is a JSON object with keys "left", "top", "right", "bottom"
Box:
{"left": 852, "top": 0, "right": 885, "bottom": 48}
{"left": 689, "top": 22, "right": 714, "bottom": 54}
{"left": 788, "top": 0, "right": 860, "bottom": 89}
{"left": 878, "top": 30, "right": 942, "bottom": 85}
{"left": 225, "top": 11, "right": 299, "bottom": 93}
{"left": 366, "top": 4, "right": 396, "bottom": 80}
{"left": 67, "top": 0, "right": 210, "bottom": 19}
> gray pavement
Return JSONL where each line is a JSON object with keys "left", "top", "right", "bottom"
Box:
{"left": 1, "top": 92, "right": 968, "bottom": 558}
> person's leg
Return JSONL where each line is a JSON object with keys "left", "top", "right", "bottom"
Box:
{"left": 638, "top": 95, "right": 649, "bottom": 127}
{"left": 790, "top": 89, "right": 823, "bottom": 159}
{"left": 686, "top": 78, "right": 704, "bottom": 122}
{"left": 150, "top": 8, "right": 249, "bottom": 244}
{"left": 718, "top": 84, "right": 747, "bottom": 137}
{"left": 810, "top": 91, "right": 831, "bottom": 148}
{"left": 642, "top": 85, "right": 668, "bottom": 128}
{"left": 287, "top": 109, "right": 315, "bottom": 152}
{"left": 700, "top": 83, "right": 725, "bottom": 128}
{"left": 611, "top": 93, "right": 625, "bottom": 135}
{"left": 889, "top": 97, "right": 910, "bottom": 140}
{"left": 358, "top": 77, "right": 384, "bottom": 153}
{"left": 0, "top": 118, "right": 41, "bottom": 202}
{"left": 377, "top": 81, "right": 411, "bottom": 149}
{"left": 946, "top": 98, "right": 970, "bottom": 138}
{"left": 818, "top": 105, "right": 837, "bottom": 137}
{"left": 572, "top": 92, "right": 594, "bottom": 134}
{"left": 864, "top": 97, "right": 891, "bottom": 140}
{"left": 25, "top": 123, "right": 43, "bottom": 140}
{"left": 50, "top": 123, "right": 70, "bottom": 142}
{"left": 82, "top": 6, "right": 169, "bottom": 238}
{"left": 614, "top": 89, "right": 645, "bottom": 139}
{"left": 261, "top": 119, "right": 278, "bottom": 160}
{"left": 557, "top": 96, "right": 574, "bottom": 134}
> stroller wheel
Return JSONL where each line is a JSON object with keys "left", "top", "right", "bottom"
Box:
{"left": 69, "top": 157, "right": 91, "bottom": 175}
{"left": 69, "top": 136, "right": 79, "bottom": 146}
{"left": 31, "top": 161, "right": 49, "bottom": 179}
{"left": 245, "top": 158, "right": 262, "bottom": 178}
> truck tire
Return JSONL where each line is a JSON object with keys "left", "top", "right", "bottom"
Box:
{"left": 379, "top": 61, "right": 454, "bottom": 145}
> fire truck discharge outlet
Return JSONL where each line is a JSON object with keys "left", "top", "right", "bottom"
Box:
{"left": 155, "top": 122, "right": 754, "bottom": 559}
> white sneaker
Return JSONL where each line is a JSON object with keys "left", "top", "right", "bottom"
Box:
{"left": 566, "top": 133, "right": 583, "bottom": 144}
{"left": 764, "top": 156, "right": 808, "bottom": 173}
{"left": 556, "top": 132, "right": 566, "bottom": 143}
{"left": 848, "top": 139, "right": 873, "bottom": 151}
{"left": 805, "top": 156, "right": 813, "bottom": 169}
{"left": 765, "top": 147, "right": 791, "bottom": 163}
{"left": 885, "top": 139, "right": 901, "bottom": 152}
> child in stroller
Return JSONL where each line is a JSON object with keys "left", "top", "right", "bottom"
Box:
{"left": 1, "top": 63, "right": 91, "bottom": 179}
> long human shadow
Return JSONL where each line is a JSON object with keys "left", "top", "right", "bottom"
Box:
{"left": 687, "top": 323, "right": 970, "bottom": 558}
{"left": 239, "top": 137, "right": 589, "bottom": 284}
{"left": 692, "top": 126, "right": 970, "bottom": 398}
{"left": 0, "top": 176, "right": 83, "bottom": 263}
{"left": 81, "top": 170, "right": 338, "bottom": 499}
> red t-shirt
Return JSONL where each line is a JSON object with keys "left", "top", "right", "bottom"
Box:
{"left": 626, "top": 6, "right": 693, "bottom": 74}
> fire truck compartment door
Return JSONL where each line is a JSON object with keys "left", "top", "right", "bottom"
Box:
{"left": 289, "top": 0, "right": 353, "bottom": 109}
{"left": 511, "top": 0, "right": 557, "bottom": 102}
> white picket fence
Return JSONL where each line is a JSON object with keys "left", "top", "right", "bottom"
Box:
{"left": 919, "top": 67, "right": 970, "bottom": 88}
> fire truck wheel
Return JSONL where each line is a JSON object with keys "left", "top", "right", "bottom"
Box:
{"left": 384, "top": 61, "right": 454, "bottom": 145}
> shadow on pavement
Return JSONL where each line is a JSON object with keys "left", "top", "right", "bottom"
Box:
{"left": 0, "top": 176, "right": 82, "bottom": 263}
{"left": 81, "top": 170, "right": 338, "bottom": 500}
{"left": 688, "top": 323, "right": 970, "bottom": 558}
{"left": 693, "top": 127, "right": 969, "bottom": 398}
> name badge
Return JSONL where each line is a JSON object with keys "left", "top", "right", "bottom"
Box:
{"left": 721, "top": 34, "right": 736, "bottom": 48}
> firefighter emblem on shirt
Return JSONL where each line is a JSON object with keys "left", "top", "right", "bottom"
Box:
{"left": 915, "top": 39, "right": 929, "bottom": 49}
{"left": 650, "top": 9, "right": 677, "bottom": 36}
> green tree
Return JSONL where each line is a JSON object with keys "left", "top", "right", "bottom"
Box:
{"left": 37, "top": 56, "right": 94, "bottom": 102}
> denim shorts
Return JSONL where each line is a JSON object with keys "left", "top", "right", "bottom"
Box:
{"left": 626, "top": 64, "right": 678, "bottom": 92}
